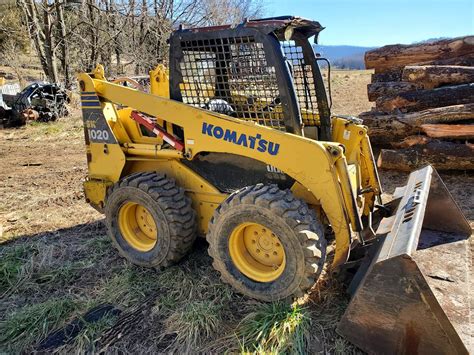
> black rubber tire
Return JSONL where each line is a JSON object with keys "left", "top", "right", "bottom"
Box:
{"left": 105, "top": 172, "right": 197, "bottom": 268}
{"left": 207, "top": 184, "right": 326, "bottom": 301}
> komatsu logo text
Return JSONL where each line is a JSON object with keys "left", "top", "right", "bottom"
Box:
{"left": 201, "top": 122, "right": 280, "bottom": 156}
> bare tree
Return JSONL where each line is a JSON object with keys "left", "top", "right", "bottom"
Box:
{"left": 15, "top": 0, "right": 265, "bottom": 86}
{"left": 0, "top": 4, "right": 30, "bottom": 86}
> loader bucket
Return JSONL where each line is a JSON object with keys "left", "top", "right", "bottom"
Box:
{"left": 338, "top": 165, "right": 472, "bottom": 354}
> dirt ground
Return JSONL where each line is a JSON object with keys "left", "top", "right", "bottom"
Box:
{"left": 0, "top": 70, "right": 472, "bottom": 353}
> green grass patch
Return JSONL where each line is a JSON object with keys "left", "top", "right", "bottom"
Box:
{"left": 28, "top": 120, "right": 60, "bottom": 133}
{"left": 83, "top": 234, "right": 111, "bottom": 256}
{"left": 0, "top": 298, "right": 78, "bottom": 352}
{"left": 236, "top": 302, "right": 312, "bottom": 354}
{"left": 30, "top": 261, "right": 86, "bottom": 290}
{"left": 0, "top": 243, "right": 89, "bottom": 297}
{"left": 165, "top": 300, "right": 223, "bottom": 352}
{"left": 72, "top": 312, "right": 118, "bottom": 352}
{"left": 0, "top": 244, "right": 38, "bottom": 295}
{"left": 100, "top": 265, "right": 162, "bottom": 306}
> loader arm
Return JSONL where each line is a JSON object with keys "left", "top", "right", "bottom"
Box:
{"left": 78, "top": 68, "right": 361, "bottom": 266}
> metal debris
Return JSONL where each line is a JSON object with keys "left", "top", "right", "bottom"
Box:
{"left": 0, "top": 82, "right": 70, "bottom": 128}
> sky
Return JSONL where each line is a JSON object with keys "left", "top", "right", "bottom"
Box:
{"left": 266, "top": 0, "right": 474, "bottom": 47}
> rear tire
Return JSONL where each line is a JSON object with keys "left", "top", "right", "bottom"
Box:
{"left": 207, "top": 184, "right": 326, "bottom": 301}
{"left": 105, "top": 172, "right": 196, "bottom": 268}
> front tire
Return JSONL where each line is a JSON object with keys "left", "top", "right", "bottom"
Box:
{"left": 207, "top": 184, "right": 326, "bottom": 301}
{"left": 105, "top": 172, "right": 196, "bottom": 268}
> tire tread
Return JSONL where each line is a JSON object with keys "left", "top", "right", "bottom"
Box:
{"left": 106, "top": 172, "right": 196, "bottom": 267}
{"left": 206, "top": 183, "right": 326, "bottom": 301}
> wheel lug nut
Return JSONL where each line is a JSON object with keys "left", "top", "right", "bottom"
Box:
{"left": 252, "top": 239, "right": 256, "bottom": 244}
{"left": 265, "top": 253, "right": 270, "bottom": 258}
{"left": 256, "top": 249, "right": 260, "bottom": 253}
{"left": 276, "top": 243, "right": 280, "bottom": 247}
{"left": 254, "top": 231, "right": 258, "bottom": 236}
{"left": 262, "top": 228, "right": 266, "bottom": 233}
{"left": 273, "top": 251, "right": 277, "bottom": 255}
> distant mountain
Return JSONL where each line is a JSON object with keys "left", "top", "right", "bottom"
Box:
{"left": 412, "top": 37, "right": 450, "bottom": 44}
{"left": 312, "top": 45, "right": 377, "bottom": 69}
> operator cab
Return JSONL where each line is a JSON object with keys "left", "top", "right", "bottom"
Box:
{"left": 168, "top": 16, "right": 332, "bottom": 141}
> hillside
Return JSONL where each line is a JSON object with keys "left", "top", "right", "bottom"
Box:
{"left": 313, "top": 44, "right": 376, "bottom": 69}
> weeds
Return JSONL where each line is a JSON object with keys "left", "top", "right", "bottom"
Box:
{"left": 164, "top": 300, "right": 223, "bottom": 352}
{"left": 0, "top": 242, "right": 88, "bottom": 298}
{"left": 100, "top": 265, "right": 162, "bottom": 306}
{"left": 0, "top": 243, "right": 38, "bottom": 295}
{"left": 72, "top": 312, "right": 119, "bottom": 352}
{"left": 235, "top": 302, "right": 312, "bottom": 354}
{"left": 0, "top": 298, "right": 77, "bottom": 352}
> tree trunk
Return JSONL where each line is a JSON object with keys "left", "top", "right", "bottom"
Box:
{"left": 365, "top": 36, "right": 474, "bottom": 73}
{"left": 42, "top": 0, "right": 59, "bottom": 83}
{"left": 360, "top": 104, "right": 474, "bottom": 144}
{"left": 402, "top": 65, "right": 474, "bottom": 89}
{"left": 85, "top": 0, "right": 99, "bottom": 71}
{"left": 56, "top": 1, "right": 70, "bottom": 88}
{"left": 367, "top": 81, "right": 422, "bottom": 102}
{"left": 375, "top": 83, "right": 474, "bottom": 113}
{"left": 420, "top": 124, "right": 474, "bottom": 139}
{"left": 377, "top": 142, "right": 474, "bottom": 171}
{"left": 20, "top": 0, "right": 49, "bottom": 79}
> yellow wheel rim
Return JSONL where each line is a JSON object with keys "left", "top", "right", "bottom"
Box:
{"left": 229, "top": 222, "right": 286, "bottom": 282}
{"left": 118, "top": 202, "right": 158, "bottom": 252}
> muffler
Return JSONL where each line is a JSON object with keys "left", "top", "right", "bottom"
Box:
{"left": 338, "top": 165, "right": 472, "bottom": 354}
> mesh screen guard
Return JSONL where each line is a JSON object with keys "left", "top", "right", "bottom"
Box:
{"left": 178, "top": 36, "right": 285, "bottom": 129}
{"left": 168, "top": 27, "right": 329, "bottom": 136}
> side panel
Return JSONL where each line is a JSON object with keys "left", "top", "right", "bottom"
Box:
{"left": 181, "top": 152, "right": 294, "bottom": 193}
{"left": 80, "top": 91, "right": 126, "bottom": 182}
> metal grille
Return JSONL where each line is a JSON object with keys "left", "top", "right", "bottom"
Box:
{"left": 282, "top": 41, "right": 319, "bottom": 124}
{"left": 178, "top": 37, "right": 285, "bottom": 129}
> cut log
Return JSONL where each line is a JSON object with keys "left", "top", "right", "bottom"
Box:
{"left": 428, "top": 55, "right": 474, "bottom": 67}
{"left": 377, "top": 141, "right": 474, "bottom": 171}
{"left": 402, "top": 65, "right": 474, "bottom": 89}
{"left": 360, "top": 104, "right": 474, "bottom": 144}
{"left": 365, "top": 36, "right": 474, "bottom": 73}
{"left": 375, "top": 83, "right": 474, "bottom": 113}
{"left": 371, "top": 69, "right": 402, "bottom": 83}
{"left": 420, "top": 124, "right": 474, "bottom": 139}
{"left": 367, "top": 81, "right": 422, "bottom": 102}
{"left": 392, "top": 135, "right": 432, "bottom": 148}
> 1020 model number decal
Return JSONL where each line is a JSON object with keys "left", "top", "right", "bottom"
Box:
{"left": 88, "top": 128, "right": 110, "bottom": 141}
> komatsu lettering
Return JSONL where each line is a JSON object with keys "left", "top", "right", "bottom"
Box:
{"left": 201, "top": 122, "right": 280, "bottom": 156}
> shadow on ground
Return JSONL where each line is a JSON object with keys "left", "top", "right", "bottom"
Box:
{"left": 0, "top": 221, "right": 356, "bottom": 354}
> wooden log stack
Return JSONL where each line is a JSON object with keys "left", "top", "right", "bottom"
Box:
{"left": 361, "top": 36, "right": 474, "bottom": 171}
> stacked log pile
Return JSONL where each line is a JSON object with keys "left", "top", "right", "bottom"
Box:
{"left": 360, "top": 36, "right": 474, "bottom": 171}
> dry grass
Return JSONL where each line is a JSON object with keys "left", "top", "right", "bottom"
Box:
{"left": 326, "top": 69, "right": 374, "bottom": 116}
{"left": 0, "top": 70, "right": 472, "bottom": 354}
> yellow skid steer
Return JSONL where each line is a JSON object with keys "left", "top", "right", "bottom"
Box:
{"left": 78, "top": 17, "right": 472, "bottom": 353}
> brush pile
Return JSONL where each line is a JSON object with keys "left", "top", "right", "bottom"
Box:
{"left": 360, "top": 36, "right": 474, "bottom": 171}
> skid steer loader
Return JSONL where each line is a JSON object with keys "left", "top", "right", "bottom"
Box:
{"left": 78, "top": 17, "right": 472, "bottom": 354}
